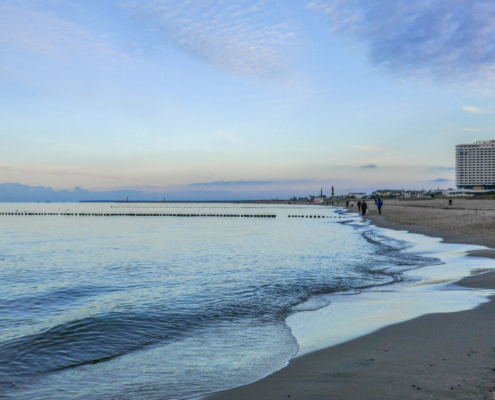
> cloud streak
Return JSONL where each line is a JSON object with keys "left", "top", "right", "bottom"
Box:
{"left": 123, "top": 0, "right": 297, "bottom": 78}
{"left": 431, "top": 178, "right": 451, "bottom": 182}
{"left": 462, "top": 106, "right": 493, "bottom": 114}
{"left": 360, "top": 164, "right": 378, "bottom": 169}
{"left": 0, "top": 2, "right": 129, "bottom": 73}
{"left": 187, "top": 179, "right": 310, "bottom": 187}
{"left": 308, "top": 0, "right": 495, "bottom": 86}
{"left": 0, "top": 164, "right": 125, "bottom": 181}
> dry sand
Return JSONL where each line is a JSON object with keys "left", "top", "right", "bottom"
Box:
{"left": 361, "top": 198, "right": 495, "bottom": 250}
{"left": 205, "top": 199, "right": 495, "bottom": 400}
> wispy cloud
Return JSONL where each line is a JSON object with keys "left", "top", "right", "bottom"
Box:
{"left": 431, "top": 178, "right": 451, "bottom": 182}
{"left": 462, "top": 106, "right": 493, "bottom": 114}
{"left": 0, "top": 2, "right": 128, "bottom": 71}
{"left": 439, "top": 123, "right": 457, "bottom": 130}
{"left": 187, "top": 180, "right": 307, "bottom": 187}
{"left": 122, "top": 0, "right": 297, "bottom": 78}
{"left": 429, "top": 166, "right": 455, "bottom": 171}
{"left": 0, "top": 164, "right": 124, "bottom": 180}
{"left": 308, "top": 0, "right": 495, "bottom": 86}
{"left": 464, "top": 127, "right": 485, "bottom": 132}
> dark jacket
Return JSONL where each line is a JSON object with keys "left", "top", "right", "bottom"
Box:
{"left": 377, "top": 199, "right": 383, "bottom": 208}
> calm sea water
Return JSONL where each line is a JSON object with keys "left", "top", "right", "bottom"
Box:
{"left": 0, "top": 203, "right": 441, "bottom": 399}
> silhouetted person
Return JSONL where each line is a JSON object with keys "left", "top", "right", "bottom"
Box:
{"left": 361, "top": 200, "right": 368, "bottom": 216}
{"left": 449, "top": 199, "right": 452, "bottom": 206}
{"left": 346, "top": 201, "right": 349, "bottom": 207}
{"left": 357, "top": 201, "right": 362, "bottom": 211}
{"left": 377, "top": 198, "right": 383, "bottom": 215}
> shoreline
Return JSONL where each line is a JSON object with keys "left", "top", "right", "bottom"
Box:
{"left": 205, "top": 202, "right": 495, "bottom": 400}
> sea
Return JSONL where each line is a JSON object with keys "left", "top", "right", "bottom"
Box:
{"left": 0, "top": 203, "right": 494, "bottom": 400}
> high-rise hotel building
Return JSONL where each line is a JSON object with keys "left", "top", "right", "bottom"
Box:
{"left": 456, "top": 140, "right": 495, "bottom": 190}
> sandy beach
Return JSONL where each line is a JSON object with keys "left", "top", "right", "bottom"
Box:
{"left": 206, "top": 199, "right": 495, "bottom": 400}
{"left": 361, "top": 198, "right": 495, "bottom": 250}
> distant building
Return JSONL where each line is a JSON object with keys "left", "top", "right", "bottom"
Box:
{"left": 310, "top": 196, "right": 324, "bottom": 204}
{"left": 348, "top": 192, "right": 366, "bottom": 199}
{"left": 428, "top": 189, "right": 445, "bottom": 197}
{"left": 445, "top": 189, "right": 472, "bottom": 197}
{"left": 427, "top": 188, "right": 472, "bottom": 197}
{"left": 309, "top": 188, "right": 326, "bottom": 203}
{"left": 372, "top": 189, "right": 402, "bottom": 198}
{"left": 456, "top": 140, "right": 495, "bottom": 190}
{"left": 402, "top": 190, "right": 427, "bottom": 198}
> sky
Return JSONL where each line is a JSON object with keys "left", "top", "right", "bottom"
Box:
{"left": 1, "top": 0, "right": 495, "bottom": 198}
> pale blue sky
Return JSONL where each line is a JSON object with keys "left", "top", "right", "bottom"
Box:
{"left": 1, "top": 0, "right": 495, "bottom": 197}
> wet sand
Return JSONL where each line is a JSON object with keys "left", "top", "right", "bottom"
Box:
{"left": 206, "top": 199, "right": 495, "bottom": 400}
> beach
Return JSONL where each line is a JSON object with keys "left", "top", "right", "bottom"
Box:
{"left": 206, "top": 199, "right": 495, "bottom": 400}
{"left": 362, "top": 198, "right": 495, "bottom": 250}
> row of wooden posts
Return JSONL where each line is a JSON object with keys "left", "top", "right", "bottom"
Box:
{"left": 0, "top": 212, "right": 277, "bottom": 218}
{"left": 1, "top": 213, "right": 347, "bottom": 219}
{"left": 288, "top": 215, "right": 344, "bottom": 218}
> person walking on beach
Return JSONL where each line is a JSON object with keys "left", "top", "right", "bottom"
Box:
{"left": 361, "top": 200, "right": 368, "bottom": 216}
{"left": 357, "top": 201, "right": 362, "bottom": 211}
{"left": 377, "top": 198, "right": 383, "bottom": 215}
{"left": 346, "top": 201, "right": 349, "bottom": 207}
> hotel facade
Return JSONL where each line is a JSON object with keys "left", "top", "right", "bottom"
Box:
{"left": 456, "top": 140, "right": 495, "bottom": 190}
